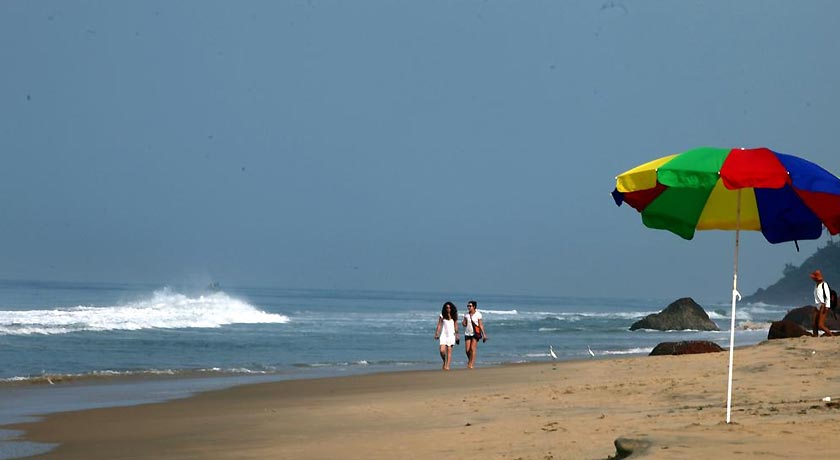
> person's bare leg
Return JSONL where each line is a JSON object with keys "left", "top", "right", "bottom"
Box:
{"left": 439, "top": 345, "right": 447, "bottom": 369}
{"left": 819, "top": 307, "right": 834, "bottom": 336}
{"left": 444, "top": 346, "right": 452, "bottom": 370}
{"left": 465, "top": 340, "right": 475, "bottom": 369}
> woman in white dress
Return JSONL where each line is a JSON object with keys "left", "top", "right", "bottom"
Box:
{"left": 434, "top": 301, "right": 459, "bottom": 370}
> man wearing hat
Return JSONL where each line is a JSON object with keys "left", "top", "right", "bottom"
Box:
{"left": 811, "top": 270, "right": 833, "bottom": 337}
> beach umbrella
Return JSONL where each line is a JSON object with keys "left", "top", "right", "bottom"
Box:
{"left": 611, "top": 146, "right": 840, "bottom": 423}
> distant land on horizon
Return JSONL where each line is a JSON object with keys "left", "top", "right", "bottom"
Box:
{"left": 743, "top": 239, "right": 840, "bottom": 307}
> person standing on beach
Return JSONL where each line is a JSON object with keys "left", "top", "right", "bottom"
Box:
{"left": 463, "top": 300, "right": 487, "bottom": 369}
{"left": 811, "top": 270, "right": 833, "bottom": 337}
{"left": 434, "top": 302, "right": 459, "bottom": 370}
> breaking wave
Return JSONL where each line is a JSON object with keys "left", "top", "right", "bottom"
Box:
{"left": 0, "top": 288, "right": 288, "bottom": 335}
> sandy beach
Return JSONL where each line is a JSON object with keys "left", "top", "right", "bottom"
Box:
{"left": 7, "top": 337, "right": 840, "bottom": 459}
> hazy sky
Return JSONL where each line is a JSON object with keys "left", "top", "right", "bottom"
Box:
{"left": 2, "top": 1, "right": 839, "bottom": 302}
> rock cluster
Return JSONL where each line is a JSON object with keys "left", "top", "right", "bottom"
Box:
{"left": 779, "top": 306, "right": 840, "bottom": 330}
{"left": 767, "top": 306, "right": 840, "bottom": 339}
{"left": 630, "top": 298, "right": 724, "bottom": 356}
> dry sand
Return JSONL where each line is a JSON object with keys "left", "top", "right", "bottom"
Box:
{"left": 8, "top": 337, "right": 840, "bottom": 459}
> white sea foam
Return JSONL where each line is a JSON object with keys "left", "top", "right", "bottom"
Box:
{"left": 741, "top": 305, "right": 786, "bottom": 315}
{"left": 744, "top": 301, "right": 788, "bottom": 309}
{"left": 708, "top": 309, "right": 753, "bottom": 320}
{"left": 481, "top": 309, "right": 518, "bottom": 315}
{"left": 573, "top": 311, "right": 657, "bottom": 319}
{"left": 602, "top": 347, "right": 653, "bottom": 355}
{"left": 0, "top": 366, "right": 277, "bottom": 384}
{"left": 510, "top": 310, "right": 659, "bottom": 321}
{"left": 0, "top": 288, "right": 288, "bottom": 335}
{"left": 738, "top": 321, "right": 771, "bottom": 331}
{"left": 525, "top": 352, "right": 549, "bottom": 358}
{"left": 537, "top": 311, "right": 658, "bottom": 321}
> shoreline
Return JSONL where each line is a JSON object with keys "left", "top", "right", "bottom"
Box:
{"left": 6, "top": 338, "right": 840, "bottom": 459}
{"left": 0, "top": 358, "right": 600, "bottom": 459}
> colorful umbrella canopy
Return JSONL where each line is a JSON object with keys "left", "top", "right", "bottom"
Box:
{"left": 612, "top": 147, "right": 840, "bottom": 243}
{"left": 612, "top": 146, "right": 840, "bottom": 424}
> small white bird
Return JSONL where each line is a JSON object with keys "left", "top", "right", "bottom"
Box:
{"left": 587, "top": 346, "right": 595, "bottom": 357}
{"left": 549, "top": 345, "right": 558, "bottom": 359}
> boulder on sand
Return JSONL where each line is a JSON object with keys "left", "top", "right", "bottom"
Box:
{"left": 649, "top": 340, "right": 724, "bottom": 356}
{"left": 630, "top": 298, "right": 719, "bottom": 331}
{"left": 767, "top": 320, "right": 810, "bottom": 340}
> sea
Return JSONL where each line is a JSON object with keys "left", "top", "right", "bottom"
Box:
{"left": 0, "top": 279, "right": 790, "bottom": 459}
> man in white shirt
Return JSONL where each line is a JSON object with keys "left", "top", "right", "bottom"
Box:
{"left": 462, "top": 300, "right": 488, "bottom": 369}
{"left": 811, "top": 270, "right": 833, "bottom": 337}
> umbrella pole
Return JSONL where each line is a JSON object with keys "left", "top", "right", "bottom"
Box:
{"left": 726, "top": 190, "right": 742, "bottom": 424}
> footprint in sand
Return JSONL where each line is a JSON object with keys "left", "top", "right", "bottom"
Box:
{"left": 540, "top": 421, "right": 567, "bottom": 433}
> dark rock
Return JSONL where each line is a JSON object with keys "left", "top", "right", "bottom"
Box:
{"left": 824, "top": 309, "right": 840, "bottom": 329}
{"left": 768, "top": 320, "right": 810, "bottom": 340}
{"left": 649, "top": 340, "right": 724, "bottom": 356}
{"left": 613, "top": 437, "right": 652, "bottom": 459}
{"left": 630, "top": 298, "right": 719, "bottom": 331}
{"left": 780, "top": 306, "right": 840, "bottom": 331}
{"left": 781, "top": 306, "right": 816, "bottom": 330}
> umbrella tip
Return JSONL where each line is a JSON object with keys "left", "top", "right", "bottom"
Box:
{"left": 611, "top": 189, "right": 625, "bottom": 206}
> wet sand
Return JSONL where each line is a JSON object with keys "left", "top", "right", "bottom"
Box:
{"left": 7, "top": 337, "right": 840, "bottom": 459}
